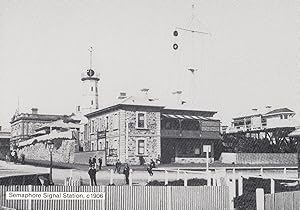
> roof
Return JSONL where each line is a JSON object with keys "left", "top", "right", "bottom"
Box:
{"left": 86, "top": 95, "right": 219, "bottom": 119}
{"left": 35, "top": 119, "right": 80, "bottom": 131}
{"left": 288, "top": 129, "right": 300, "bottom": 137}
{"left": 85, "top": 96, "right": 165, "bottom": 118}
{"left": 162, "top": 114, "right": 212, "bottom": 121}
{"left": 18, "top": 130, "right": 74, "bottom": 147}
{"left": 264, "top": 108, "right": 295, "bottom": 116}
{"left": 232, "top": 107, "right": 295, "bottom": 120}
{"left": 10, "top": 113, "right": 69, "bottom": 124}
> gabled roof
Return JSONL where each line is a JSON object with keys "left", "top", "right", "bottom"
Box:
{"left": 264, "top": 108, "right": 295, "bottom": 116}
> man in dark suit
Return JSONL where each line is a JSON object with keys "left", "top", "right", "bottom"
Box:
{"left": 88, "top": 165, "right": 97, "bottom": 186}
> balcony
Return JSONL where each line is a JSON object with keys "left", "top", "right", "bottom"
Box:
{"left": 161, "top": 129, "right": 220, "bottom": 139}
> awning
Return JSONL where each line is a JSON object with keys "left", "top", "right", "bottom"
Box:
{"left": 288, "top": 128, "right": 300, "bottom": 137}
{"left": 162, "top": 114, "right": 210, "bottom": 121}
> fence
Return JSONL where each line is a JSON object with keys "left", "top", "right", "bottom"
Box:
{"left": 262, "top": 190, "right": 300, "bottom": 210}
{"left": 0, "top": 185, "right": 229, "bottom": 210}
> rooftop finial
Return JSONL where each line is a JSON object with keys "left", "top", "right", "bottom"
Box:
{"left": 88, "top": 46, "right": 93, "bottom": 69}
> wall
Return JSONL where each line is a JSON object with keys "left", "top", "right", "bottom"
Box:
{"left": 18, "top": 139, "right": 75, "bottom": 164}
{"left": 73, "top": 150, "right": 105, "bottom": 165}
{"left": 175, "top": 157, "right": 214, "bottom": 164}
{"left": 124, "top": 108, "right": 161, "bottom": 165}
{"left": 220, "top": 153, "right": 297, "bottom": 165}
{"left": 87, "top": 106, "right": 161, "bottom": 165}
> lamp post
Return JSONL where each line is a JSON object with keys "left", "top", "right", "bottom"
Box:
{"left": 47, "top": 140, "right": 54, "bottom": 185}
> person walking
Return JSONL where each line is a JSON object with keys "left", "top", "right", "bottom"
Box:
{"left": 123, "top": 163, "right": 130, "bottom": 185}
{"left": 88, "top": 165, "right": 97, "bottom": 186}
{"left": 98, "top": 158, "right": 102, "bottom": 170}
{"left": 150, "top": 159, "right": 156, "bottom": 169}
{"left": 115, "top": 159, "right": 121, "bottom": 173}
{"left": 88, "top": 157, "right": 92, "bottom": 167}
{"left": 92, "top": 156, "right": 97, "bottom": 165}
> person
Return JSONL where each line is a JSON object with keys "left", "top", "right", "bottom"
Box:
{"left": 123, "top": 163, "right": 130, "bottom": 185}
{"left": 98, "top": 158, "right": 102, "bottom": 170}
{"left": 139, "top": 156, "right": 145, "bottom": 166}
{"left": 88, "top": 157, "right": 92, "bottom": 167}
{"left": 115, "top": 159, "right": 121, "bottom": 174}
{"left": 13, "top": 151, "right": 18, "bottom": 163}
{"left": 147, "top": 164, "right": 153, "bottom": 176}
{"left": 88, "top": 165, "right": 97, "bottom": 186}
{"left": 21, "top": 154, "right": 25, "bottom": 164}
{"left": 92, "top": 156, "right": 97, "bottom": 166}
{"left": 150, "top": 159, "right": 156, "bottom": 169}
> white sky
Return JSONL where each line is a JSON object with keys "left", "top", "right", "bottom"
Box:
{"left": 0, "top": 0, "right": 298, "bottom": 128}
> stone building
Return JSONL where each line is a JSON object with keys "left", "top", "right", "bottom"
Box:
{"left": 85, "top": 96, "right": 221, "bottom": 165}
{"left": 0, "top": 126, "right": 10, "bottom": 159}
{"left": 10, "top": 108, "right": 73, "bottom": 149}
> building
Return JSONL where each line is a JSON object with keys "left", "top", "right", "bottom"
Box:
{"left": 227, "top": 107, "right": 296, "bottom": 134}
{"left": 0, "top": 126, "right": 10, "bottom": 159}
{"left": 10, "top": 108, "right": 72, "bottom": 149}
{"left": 85, "top": 95, "right": 221, "bottom": 165}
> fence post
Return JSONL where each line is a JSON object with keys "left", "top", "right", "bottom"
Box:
{"left": 184, "top": 172, "right": 188, "bottom": 186}
{"left": 164, "top": 170, "right": 168, "bottom": 185}
{"left": 238, "top": 176, "right": 243, "bottom": 196}
{"left": 228, "top": 179, "right": 235, "bottom": 210}
{"left": 176, "top": 168, "right": 180, "bottom": 180}
{"left": 129, "top": 169, "right": 133, "bottom": 186}
{"left": 260, "top": 167, "right": 264, "bottom": 176}
{"left": 206, "top": 172, "right": 211, "bottom": 186}
{"left": 148, "top": 172, "right": 151, "bottom": 183}
{"left": 256, "top": 188, "right": 264, "bottom": 210}
{"left": 212, "top": 175, "right": 217, "bottom": 186}
{"left": 27, "top": 185, "right": 32, "bottom": 210}
{"left": 283, "top": 168, "right": 287, "bottom": 177}
{"left": 270, "top": 178, "right": 275, "bottom": 194}
{"left": 110, "top": 169, "right": 114, "bottom": 185}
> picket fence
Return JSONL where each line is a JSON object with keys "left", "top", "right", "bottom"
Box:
{"left": 264, "top": 191, "right": 300, "bottom": 210}
{"left": 0, "top": 185, "right": 229, "bottom": 210}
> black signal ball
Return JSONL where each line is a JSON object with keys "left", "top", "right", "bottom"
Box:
{"left": 173, "top": 43, "right": 178, "bottom": 50}
{"left": 173, "top": 30, "right": 178, "bottom": 37}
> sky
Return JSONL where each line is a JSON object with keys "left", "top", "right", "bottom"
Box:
{"left": 0, "top": 0, "right": 298, "bottom": 128}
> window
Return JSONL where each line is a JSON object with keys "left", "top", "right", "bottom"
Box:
{"left": 136, "top": 112, "right": 146, "bottom": 128}
{"left": 113, "top": 114, "right": 119, "bottom": 130}
{"left": 137, "top": 139, "right": 145, "bottom": 155}
{"left": 91, "top": 120, "right": 95, "bottom": 133}
{"left": 91, "top": 86, "right": 93, "bottom": 91}
{"left": 91, "top": 100, "right": 93, "bottom": 105}
{"left": 91, "top": 142, "right": 94, "bottom": 151}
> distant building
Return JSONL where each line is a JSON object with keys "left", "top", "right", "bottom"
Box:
{"left": 10, "top": 108, "right": 71, "bottom": 149}
{"left": 226, "top": 107, "right": 296, "bottom": 134}
{"left": 85, "top": 94, "right": 221, "bottom": 165}
{"left": 0, "top": 126, "right": 10, "bottom": 159}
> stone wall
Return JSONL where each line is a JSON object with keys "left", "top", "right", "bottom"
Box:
{"left": 220, "top": 153, "right": 297, "bottom": 165}
{"left": 18, "top": 139, "right": 75, "bottom": 164}
{"left": 86, "top": 106, "right": 161, "bottom": 165}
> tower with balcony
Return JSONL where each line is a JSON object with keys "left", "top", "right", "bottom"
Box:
{"left": 80, "top": 47, "right": 100, "bottom": 114}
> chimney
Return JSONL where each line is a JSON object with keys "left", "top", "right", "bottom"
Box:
{"left": 172, "top": 90, "right": 183, "bottom": 105}
{"left": 140, "top": 88, "right": 149, "bottom": 99}
{"left": 31, "top": 108, "right": 38, "bottom": 114}
{"left": 76, "top": 106, "right": 81, "bottom": 112}
{"left": 118, "top": 92, "right": 127, "bottom": 100}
